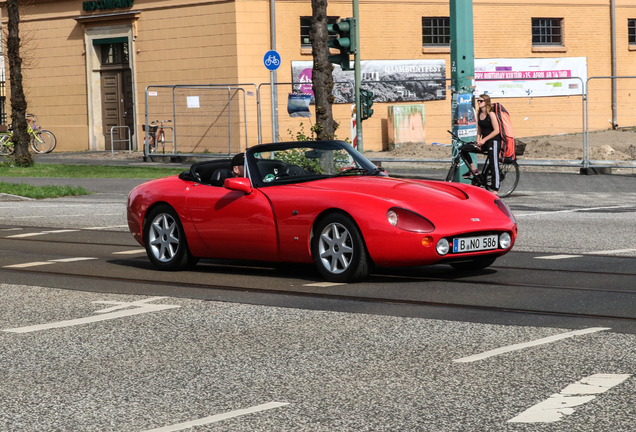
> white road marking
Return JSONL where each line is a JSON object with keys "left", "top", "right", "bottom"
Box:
{"left": 586, "top": 248, "right": 636, "bottom": 255}
{"left": 6, "top": 229, "right": 79, "bottom": 238}
{"left": 304, "top": 282, "right": 346, "bottom": 287}
{"left": 84, "top": 225, "right": 128, "bottom": 230}
{"left": 453, "top": 327, "right": 610, "bottom": 363}
{"left": 13, "top": 214, "right": 86, "bottom": 219}
{"left": 94, "top": 213, "right": 122, "bottom": 216}
{"left": 4, "top": 261, "right": 56, "bottom": 268}
{"left": 113, "top": 249, "right": 146, "bottom": 255}
{"left": 515, "top": 205, "right": 633, "bottom": 217}
{"left": 0, "top": 228, "right": 22, "bottom": 232}
{"left": 509, "top": 374, "right": 631, "bottom": 423}
{"left": 139, "top": 402, "right": 290, "bottom": 432}
{"left": 48, "top": 257, "right": 97, "bottom": 263}
{"left": 2, "top": 297, "right": 179, "bottom": 333}
{"left": 4, "top": 257, "right": 97, "bottom": 268}
{"left": 535, "top": 255, "right": 583, "bottom": 260}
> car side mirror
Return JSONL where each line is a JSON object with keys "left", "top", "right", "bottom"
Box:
{"left": 224, "top": 177, "right": 252, "bottom": 194}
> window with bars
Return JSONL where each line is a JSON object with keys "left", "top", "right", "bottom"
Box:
{"left": 422, "top": 17, "right": 450, "bottom": 46}
{"left": 300, "top": 17, "right": 339, "bottom": 48}
{"left": 629, "top": 19, "right": 636, "bottom": 45}
{"left": 532, "top": 18, "right": 563, "bottom": 45}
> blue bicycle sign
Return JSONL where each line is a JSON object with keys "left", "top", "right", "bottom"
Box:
{"left": 264, "top": 50, "right": 281, "bottom": 71}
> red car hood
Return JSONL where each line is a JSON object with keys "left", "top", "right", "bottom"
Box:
{"left": 282, "top": 176, "right": 509, "bottom": 231}
{"left": 292, "top": 176, "right": 468, "bottom": 203}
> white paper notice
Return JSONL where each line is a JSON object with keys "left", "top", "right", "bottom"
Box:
{"left": 187, "top": 96, "right": 200, "bottom": 108}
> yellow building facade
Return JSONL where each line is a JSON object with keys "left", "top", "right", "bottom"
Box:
{"left": 1, "top": 0, "right": 635, "bottom": 153}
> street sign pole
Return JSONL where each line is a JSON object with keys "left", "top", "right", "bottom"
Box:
{"left": 270, "top": 0, "right": 279, "bottom": 142}
{"left": 353, "top": 0, "right": 363, "bottom": 151}
{"left": 450, "top": 0, "right": 476, "bottom": 182}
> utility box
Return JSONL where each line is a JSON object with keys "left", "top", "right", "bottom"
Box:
{"left": 387, "top": 104, "right": 426, "bottom": 150}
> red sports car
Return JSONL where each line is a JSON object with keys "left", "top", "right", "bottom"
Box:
{"left": 127, "top": 140, "right": 517, "bottom": 282}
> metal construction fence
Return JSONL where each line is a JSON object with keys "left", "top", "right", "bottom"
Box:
{"left": 145, "top": 76, "right": 636, "bottom": 170}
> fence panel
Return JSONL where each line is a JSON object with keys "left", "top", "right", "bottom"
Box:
{"left": 145, "top": 85, "right": 254, "bottom": 156}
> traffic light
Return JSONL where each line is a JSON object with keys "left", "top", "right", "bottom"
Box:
{"left": 328, "top": 18, "right": 355, "bottom": 71}
{"left": 360, "top": 89, "right": 374, "bottom": 120}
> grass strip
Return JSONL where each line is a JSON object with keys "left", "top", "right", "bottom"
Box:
{"left": 0, "top": 182, "right": 93, "bottom": 199}
{"left": 0, "top": 163, "right": 185, "bottom": 179}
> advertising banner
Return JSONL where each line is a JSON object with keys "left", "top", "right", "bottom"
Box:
{"left": 474, "top": 57, "right": 587, "bottom": 98}
{"left": 291, "top": 59, "right": 446, "bottom": 104}
{"left": 453, "top": 93, "right": 477, "bottom": 138}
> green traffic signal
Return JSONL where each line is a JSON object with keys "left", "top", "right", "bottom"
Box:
{"left": 327, "top": 18, "right": 355, "bottom": 71}
{"left": 360, "top": 89, "right": 374, "bottom": 120}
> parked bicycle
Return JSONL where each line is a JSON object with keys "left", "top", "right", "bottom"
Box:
{"left": 143, "top": 119, "right": 171, "bottom": 154}
{"left": 445, "top": 130, "right": 520, "bottom": 198}
{"left": 27, "top": 114, "right": 57, "bottom": 153}
{"left": 0, "top": 113, "right": 57, "bottom": 156}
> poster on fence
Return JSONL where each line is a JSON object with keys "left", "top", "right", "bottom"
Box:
{"left": 291, "top": 59, "right": 446, "bottom": 104}
{"left": 474, "top": 57, "right": 587, "bottom": 98}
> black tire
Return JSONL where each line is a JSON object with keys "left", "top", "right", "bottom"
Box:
{"left": 450, "top": 256, "right": 497, "bottom": 271}
{"left": 30, "top": 130, "right": 56, "bottom": 154}
{"left": 311, "top": 213, "right": 371, "bottom": 283}
{"left": 497, "top": 160, "right": 520, "bottom": 198}
{"left": 143, "top": 205, "right": 198, "bottom": 271}
{"left": 445, "top": 161, "right": 458, "bottom": 182}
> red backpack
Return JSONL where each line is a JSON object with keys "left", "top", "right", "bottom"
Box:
{"left": 492, "top": 103, "right": 515, "bottom": 162}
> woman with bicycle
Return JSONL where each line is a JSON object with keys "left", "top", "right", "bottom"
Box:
{"left": 461, "top": 94, "right": 502, "bottom": 195}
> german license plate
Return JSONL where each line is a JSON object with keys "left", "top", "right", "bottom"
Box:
{"left": 453, "top": 235, "right": 498, "bottom": 253}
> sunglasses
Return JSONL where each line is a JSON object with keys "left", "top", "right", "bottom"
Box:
{"left": 477, "top": 99, "right": 485, "bottom": 103}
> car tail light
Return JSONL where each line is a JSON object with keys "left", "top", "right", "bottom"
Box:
{"left": 494, "top": 199, "right": 516, "bottom": 224}
{"left": 387, "top": 208, "right": 435, "bottom": 233}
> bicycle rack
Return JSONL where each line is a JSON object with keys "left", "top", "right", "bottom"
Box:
{"left": 109, "top": 126, "right": 132, "bottom": 154}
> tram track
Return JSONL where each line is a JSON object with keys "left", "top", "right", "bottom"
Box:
{"left": 3, "top": 265, "right": 636, "bottom": 323}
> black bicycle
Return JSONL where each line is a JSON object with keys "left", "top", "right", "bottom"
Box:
{"left": 445, "top": 130, "right": 520, "bottom": 198}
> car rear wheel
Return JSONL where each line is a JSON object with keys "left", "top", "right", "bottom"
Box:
{"left": 312, "top": 213, "right": 371, "bottom": 283}
{"left": 450, "top": 256, "right": 497, "bottom": 272}
{"left": 144, "top": 205, "right": 198, "bottom": 271}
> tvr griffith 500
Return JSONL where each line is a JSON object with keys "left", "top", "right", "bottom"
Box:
{"left": 127, "top": 140, "right": 517, "bottom": 282}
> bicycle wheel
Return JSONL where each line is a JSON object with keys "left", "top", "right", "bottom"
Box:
{"left": 497, "top": 160, "right": 520, "bottom": 198}
{"left": 30, "top": 130, "right": 56, "bottom": 153}
{"left": 0, "top": 136, "right": 14, "bottom": 156}
{"left": 445, "top": 161, "right": 458, "bottom": 182}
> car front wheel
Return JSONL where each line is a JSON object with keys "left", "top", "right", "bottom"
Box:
{"left": 144, "top": 205, "right": 198, "bottom": 271}
{"left": 311, "top": 213, "right": 370, "bottom": 283}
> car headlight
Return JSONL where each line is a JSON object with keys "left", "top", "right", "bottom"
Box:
{"left": 386, "top": 208, "right": 435, "bottom": 233}
{"left": 494, "top": 199, "right": 516, "bottom": 224}
{"left": 499, "top": 232, "right": 512, "bottom": 249}
{"left": 436, "top": 238, "right": 449, "bottom": 255}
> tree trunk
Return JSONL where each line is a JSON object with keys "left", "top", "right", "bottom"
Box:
{"left": 6, "top": 0, "right": 32, "bottom": 166}
{"left": 310, "top": 0, "right": 338, "bottom": 141}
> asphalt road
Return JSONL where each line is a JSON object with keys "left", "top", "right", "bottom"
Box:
{"left": 1, "top": 168, "right": 636, "bottom": 430}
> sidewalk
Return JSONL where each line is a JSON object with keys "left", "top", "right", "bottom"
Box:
{"left": 16, "top": 150, "right": 636, "bottom": 195}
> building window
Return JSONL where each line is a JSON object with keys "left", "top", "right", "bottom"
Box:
{"left": 300, "top": 17, "right": 339, "bottom": 48}
{"left": 629, "top": 19, "right": 636, "bottom": 45}
{"left": 101, "top": 42, "right": 129, "bottom": 65}
{"left": 422, "top": 17, "right": 450, "bottom": 46}
{"left": 532, "top": 18, "right": 563, "bottom": 45}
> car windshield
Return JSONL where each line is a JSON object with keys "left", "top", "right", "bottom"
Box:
{"left": 248, "top": 141, "right": 383, "bottom": 186}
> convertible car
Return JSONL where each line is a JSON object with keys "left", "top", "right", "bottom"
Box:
{"left": 127, "top": 140, "right": 517, "bottom": 282}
